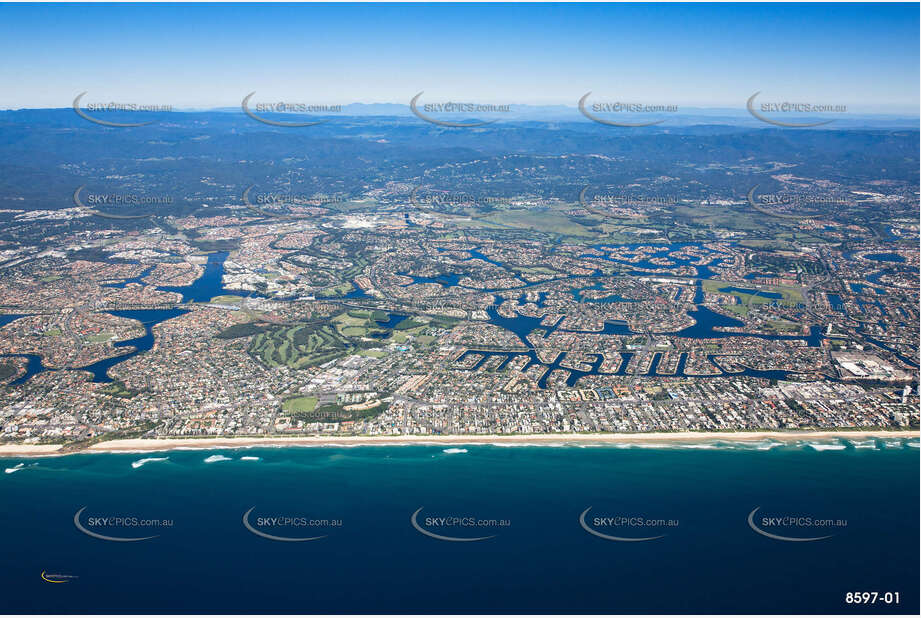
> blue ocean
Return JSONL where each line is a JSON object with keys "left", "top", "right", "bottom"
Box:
{"left": 2, "top": 439, "right": 918, "bottom": 614}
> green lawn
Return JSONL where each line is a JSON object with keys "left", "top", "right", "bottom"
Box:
{"left": 703, "top": 280, "right": 804, "bottom": 305}
{"left": 333, "top": 311, "right": 391, "bottom": 339}
{"left": 283, "top": 396, "right": 318, "bottom": 413}
{"left": 765, "top": 319, "right": 801, "bottom": 333}
{"left": 209, "top": 295, "right": 244, "bottom": 304}
{"left": 316, "top": 282, "right": 355, "bottom": 298}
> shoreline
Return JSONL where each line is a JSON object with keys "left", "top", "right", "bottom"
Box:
{"left": 1, "top": 429, "right": 918, "bottom": 458}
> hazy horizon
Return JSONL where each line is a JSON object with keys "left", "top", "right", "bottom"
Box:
{"left": 1, "top": 3, "right": 918, "bottom": 113}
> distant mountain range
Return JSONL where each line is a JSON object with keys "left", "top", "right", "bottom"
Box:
{"left": 5, "top": 102, "right": 917, "bottom": 129}
{"left": 212, "top": 102, "right": 920, "bottom": 128}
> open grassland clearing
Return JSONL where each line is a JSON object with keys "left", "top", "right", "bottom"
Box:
{"left": 467, "top": 208, "right": 597, "bottom": 237}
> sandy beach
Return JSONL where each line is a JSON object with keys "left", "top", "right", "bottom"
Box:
{"left": 0, "top": 444, "right": 69, "bottom": 457}
{"left": 0, "top": 429, "right": 917, "bottom": 457}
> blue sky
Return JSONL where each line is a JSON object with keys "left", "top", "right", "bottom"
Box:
{"left": 0, "top": 2, "right": 918, "bottom": 112}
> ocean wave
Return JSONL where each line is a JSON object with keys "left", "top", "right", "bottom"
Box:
{"left": 203, "top": 454, "right": 232, "bottom": 463}
{"left": 907, "top": 441, "right": 920, "bottom": 448}
{"left": 442, "top": 448, "right": 468, "bottom": 454}
{"left": 734, "top": 440, "right": 784, "bottom": 451}
{"left": 131, "top": 457, "right": 169, "bottom": 469}
{"left": 880, "top": 439, "right": 903, "bottom": 448}
{"left": 548, "top": 440, "right": 787, "bottom": 451}
{"left": 609, "top": 443, "right": 674, "bottom": 449}
{"left": 604, "top": 439, "right": 788, "bottom": 451}
{"left": 806, "top": 442, "right": 847, "bottom": 451}
{"left": 4, "top": 462, "right": 25, "bottom": 474}
{"left": 848, "top": 439, "right": 878, "bottom": 449}
{"left": 489, "top": 442, "right": 550, "bottom": 448}
{"left": 240, "top": 456, "right": 261, "bottom": 461}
